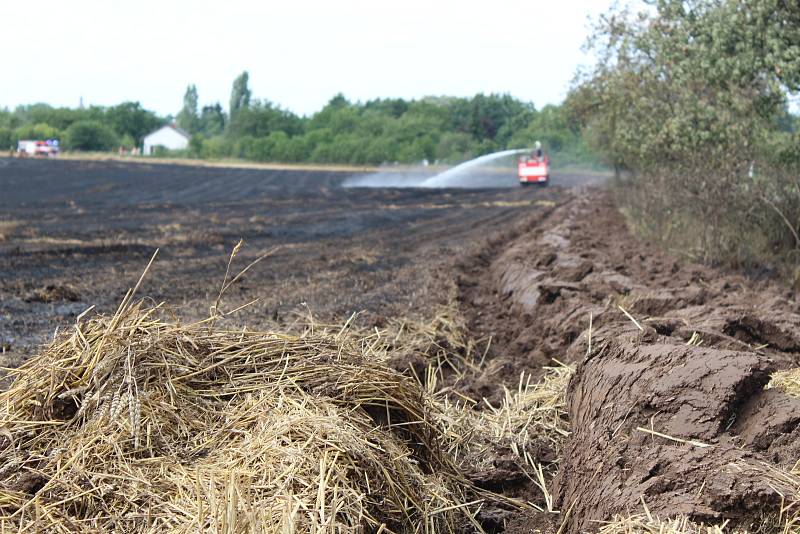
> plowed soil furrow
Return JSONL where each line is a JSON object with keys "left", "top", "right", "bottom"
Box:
{"left": 460, "top": 190, "right": 800, "bottom": 532}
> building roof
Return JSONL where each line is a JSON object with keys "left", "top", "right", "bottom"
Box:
{"left": 145, "top": 123, "right": 191, "bottom": 140}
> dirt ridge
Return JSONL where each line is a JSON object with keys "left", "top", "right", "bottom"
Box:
{"left": 461, "top": 190, "right": 800, "bottom": 532}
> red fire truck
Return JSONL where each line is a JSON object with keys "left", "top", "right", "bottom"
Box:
{"left": 518, "top": 154, "right": 549, "bottom": 186}
{"left": 17, "top": 140, "right": 60, "bottom": 157}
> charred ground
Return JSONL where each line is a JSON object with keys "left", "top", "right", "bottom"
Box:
{"left": 0, "top": 157, "right": 561, "bottom": 363}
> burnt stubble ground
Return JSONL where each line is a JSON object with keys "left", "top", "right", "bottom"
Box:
{"left": 0, "top": 157, "right": 561, "bottom": 365}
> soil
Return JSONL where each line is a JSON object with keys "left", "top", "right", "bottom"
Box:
{"left": 474, "top": 193, "right": 800, "bottom": 532}
{"left": 3, "top": 157, "right": 800, "bottom": 532}
{"left": 0, "top": 157, "right": 564, "bottom": 364}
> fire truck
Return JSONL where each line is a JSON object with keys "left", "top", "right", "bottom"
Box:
{"left": 17, "top": 139, "right": 60, "bottom": 157}
{"left": 518, "top": 153, "right": 549, "bottom": 186}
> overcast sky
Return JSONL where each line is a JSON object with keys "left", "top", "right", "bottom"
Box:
{"left": 2, "top": 0, "right": 615, "bottom": 117}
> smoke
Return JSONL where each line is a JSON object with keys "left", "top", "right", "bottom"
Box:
{"left": 341, "top": 149, "right": 530, "bottom": 189}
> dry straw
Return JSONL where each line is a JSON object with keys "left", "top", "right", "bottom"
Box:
{"left": 769, "top": 369, "right": 800, "bottom": 399}
{"left": 598, "top": 513, "right": 732, "bottom": 534}
{"left": 595, "top": 509, "right": 800, "bottom": 534}
{"left": 0, "top": 247, "right": 577, "bottom": 532}
{"left": 0, "top": 296, "right": 491, "bottom": 533}
{"left": 293, "top": 305, "right": 574, "bottom": 514}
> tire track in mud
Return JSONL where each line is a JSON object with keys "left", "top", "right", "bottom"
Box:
{"left": 455, "top": 189, "right": 800, "bottom": 532}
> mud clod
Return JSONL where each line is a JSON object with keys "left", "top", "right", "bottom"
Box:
{"left": 554, "top": 338, "right": 794, "bottom": 531}
{"left": 458, "top": 190, "right": 800, "bottom": 531}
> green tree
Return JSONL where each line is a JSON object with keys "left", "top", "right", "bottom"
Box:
{"left": 364, "top": 98, "right": 409, "bottom": 118}
{"left": 572, "top": 0, "right": 800, "bottom": 174}
{"left": 64, "top": 120, "right": 118, "bottom": 151}
{"left": 228, "top": 101, "right": 303, "bottom": 138}
{"left": 572, "top": 0, "right": 800, "bottom": 267}
{"left": 105, "top": 102, "right": 160, "bottom": 144}
{"left": 13, "top": 104, "right": 83, "bottom": 131}
{"left": 188, "top": 134, "right": 204, "bottom": 157}
{"left": 0, "top": 127, "right": 13, "bottom": 150}
{"left": 436, "top": 132, "right": 476, "bottom": 163}
{"left": 14, "top": 123, "right": 61, "bottom": 142}
{"left": 199, "top": 103, "right": 226, "bottom": 136}
{"left": 0, "top": 109, "right": 12, "bottom": 128}
{"left": 177, "top": 85, "right": 199, "bottom": 133}
{"left": 229, "top": 71, "right": 252, "bottom": 119}
{"left": 199, "top": 136, "right": 231, "bottom": 159}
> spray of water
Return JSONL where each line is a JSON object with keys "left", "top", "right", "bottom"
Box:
{"left": 341, "top": 148, "right": 531, "bottom": 189}
{"left": 418, "top": 148, "right": 529, "bottom": 188}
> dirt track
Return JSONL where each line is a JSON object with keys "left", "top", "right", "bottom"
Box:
{"left": 3, "top": 157, "right": 800, "bottom": 531}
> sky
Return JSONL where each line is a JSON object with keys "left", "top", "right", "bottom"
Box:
{"left": 1, "top": 0, "right": 616, "bottom": 117}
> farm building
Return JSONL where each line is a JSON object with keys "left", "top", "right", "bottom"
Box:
{"left": 142, "top": 124, "right": 190, "bottom": 155}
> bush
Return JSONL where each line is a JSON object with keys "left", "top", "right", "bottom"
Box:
{"left": 188, "top": 134, "right": 204, "bottom": 157}
{"left": 0, "top": 128, "right": 13, "bottom": 151}
{"left": 363, "top": 137, "right": 395, "bottom": 164}
{"left": 435, "top": 132, "right": 476, "bottom": 163}
{"left": 275, "top": 136, "right": 306, "bottom": 162}
{"left": 573, "top": 1, "right": 800, "bottom": 277}
{"left": 199, "top": 136, "right": 231, "bottom": 159}
{"left": 14, "top": 123, "right": 62, "bottom": 143}
{"left": 119, "top": 134, "right": 136, "bottom": 150}
{"left": 64, "top": 120, "right": 118, "bottom": 151}
{"left": 151, "top": 145, "right": 170, "bottom": 157}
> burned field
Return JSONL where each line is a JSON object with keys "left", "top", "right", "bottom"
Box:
{"left": 0, "top": 158, "right": 559, "bottom": 360}
{"left": 1, "top": 158, "right": 800, "bottom": 532}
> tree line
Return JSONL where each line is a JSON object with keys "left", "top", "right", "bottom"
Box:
{"left": 0, "top": 102, "right": 161, "bottom": 153}
{"left": 0, "top": 73, "right": 596, "bottom": 168}
{"left": 570, "top": 0, "right": 800, "bottom": 278}
{"left": 176, "top": 71, "right": 596, "bottom": 166}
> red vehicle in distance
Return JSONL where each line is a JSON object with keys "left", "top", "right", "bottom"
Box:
{"left": 17, "top": 140, "right": 60, "bottom": 158}
{"left": 518, "top": 152, "right": 549, "bottom": 187}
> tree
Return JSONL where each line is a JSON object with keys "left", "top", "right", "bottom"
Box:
{"left": 0, "top": 128, "right": 13, "bottom": 150}
{"left": 571, "top": 0, "right": 800, "bottom": 266}
{"left": 364, "top": 98, "right": 409, "bottom": 118}
{"left": 572, "top": 0, "right": 800, "bottom": 174}
{"left": 229, "top": 72, "right": 252, "bottom": 119}
{"left": 64, "top": 120, "right": 118, "bottom": 151}
{"left": 228, "top": 101, "right": 303, "bottom": 138}
{"left": 12, "top": 104, "right": 82, "bottom": 131}
{"left": 468, "top": 93, "right": 530, "bottom": 142}
{"left": 105, "top": 102, "right": 161, "bottom": 144}
{"left": 308, "top": 94, "right": 353, "bottom": 131}
{"left": 177, "top": 85, "right": 199, "bottom": 133}
{"left": 0, "top": 108, "right": 12, "bottom": 128}
{"left": 15, "top": 123, "right": 61, "bottom": 142}
{"left": 189, "top": 134, "right": 204, "bottom": 157}
{"left": 436, "top": 132, "right": 476, "bottom": 163}
{"left": 199, "top": 103, "right": 226, "bottom": 136}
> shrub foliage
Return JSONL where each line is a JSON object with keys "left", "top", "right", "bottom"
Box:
{"left": 570, "top": 0, "right": 800, "bottom": 274}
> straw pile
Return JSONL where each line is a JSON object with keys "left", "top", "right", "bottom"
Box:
{"left": 362, "top": 305, "right": 479, "bottom": 389}
{"left": 0, "top": 299, "right": 486, "bottom": 533}
{"left": 598, "top": 513, "right": 734, "bottom": 534}
{"left": 299, "top": 305, "right": 573, "bottom": 514}
{"left": 437, "top": 366, "right": 571, "bottom": 514}
{"left": 769, "top": 368, "right": 800, "bottom": 398}
{"left": 598, "top": 510, "right": 800, "bottom": 534}
{"left": 369, "top": 306, "right": 571, "bottom": 481}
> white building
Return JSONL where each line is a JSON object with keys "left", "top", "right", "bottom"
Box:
{"left": 142, "top": 124, "right": 190, "bottom": 155}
